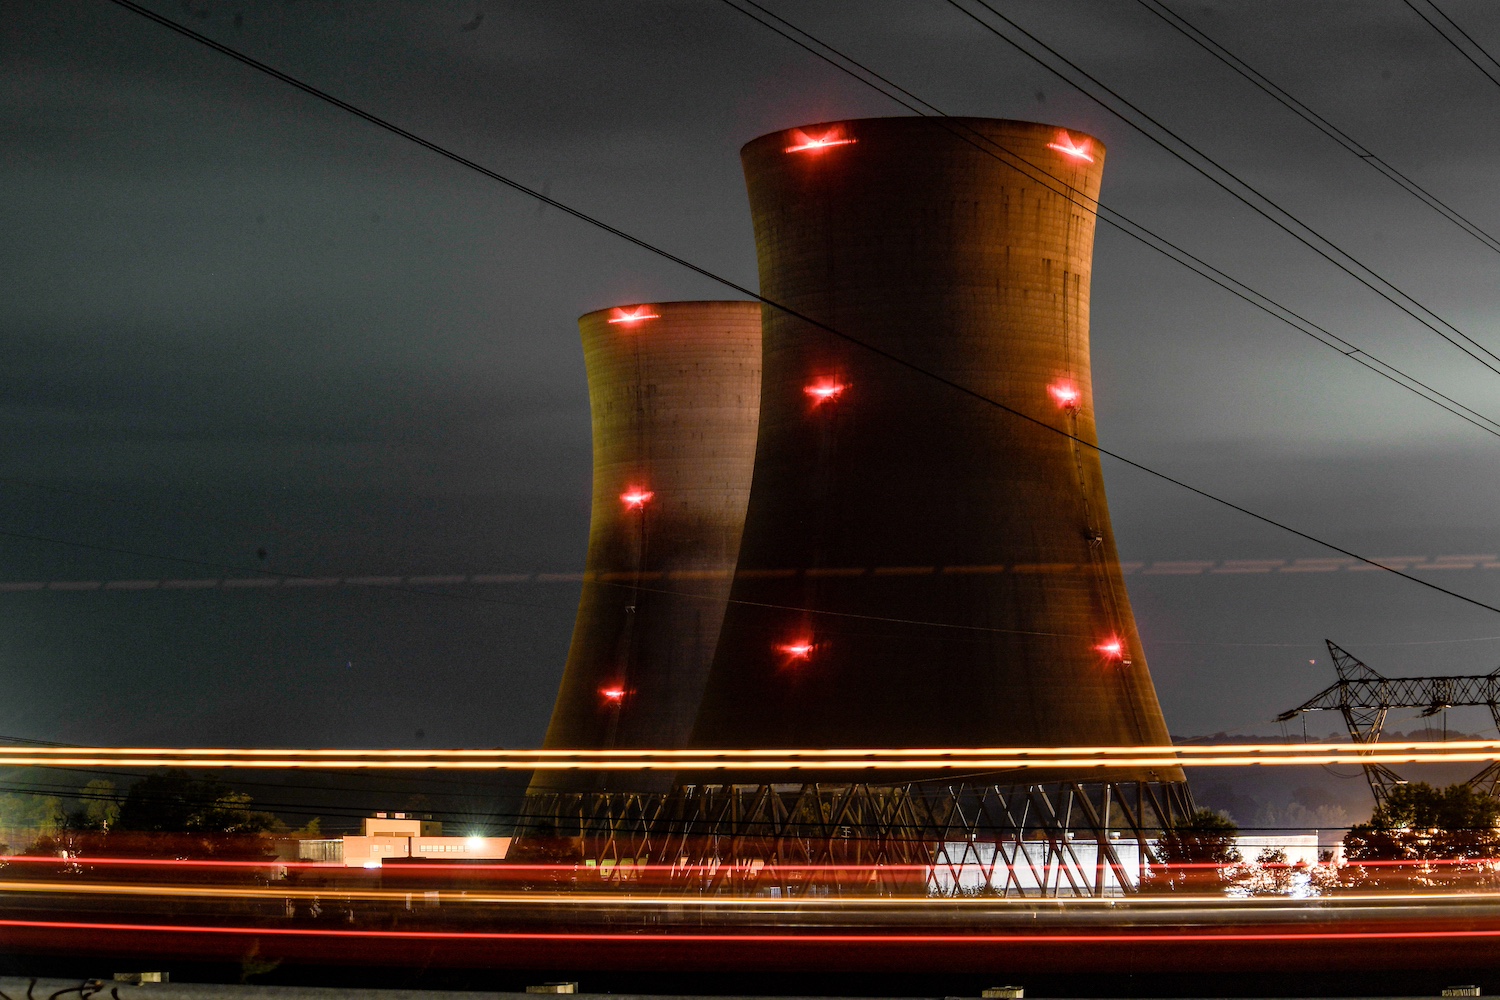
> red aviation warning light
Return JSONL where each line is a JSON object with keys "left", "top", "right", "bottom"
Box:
{"left": 804, "top": 379, "right": 847, "bottom": 404}
{"left": 1049, "top": 382, "right": 1081, "bottom": 408}
{"left": 619, "top": 488, "right": 654, "bottom": 510}
{"left": 1046, "top": 130, "right": 1095, "bottom": 163}
{"left": 778, "top": 640, "right": 815, "bottom": 660}
{"left": 1096, "top": 638, "right": 1125, "bottom": 660}
{"left": 784, "top": 128, "right": 856, "bottom": 154}
{"left": 599, "top": 686, "right": 626, "bottom": 703}
{"left": 607, "top": 306, "right": 661, "bottom": 326}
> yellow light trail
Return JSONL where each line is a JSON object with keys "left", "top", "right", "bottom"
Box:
{"left": 8, "top": 739, "right": 1500, "bottom": 756}
{"left": 2, "top": 741, "right": 1500, "bottom": 769}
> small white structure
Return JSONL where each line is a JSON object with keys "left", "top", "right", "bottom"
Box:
{"left": 928, "top": 832, "right": 1340, "bottom": 897}
{"left": 929, "top": 837, "right": 1143, "bottom": 896}
{"left": 340, "top": 813, "right": 511, "bottom": 868}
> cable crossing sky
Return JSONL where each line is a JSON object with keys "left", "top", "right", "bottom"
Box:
{"left": 100, "top": 0, "right": 1500, "bottom": 625}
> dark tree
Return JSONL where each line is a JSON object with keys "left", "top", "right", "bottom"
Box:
{"left": 1344, "top": 782, "right": 1500, "bottom": 864}
{"left": 116, "top": 772, "right": 276, "bottom": 835}
{"left": 100, "top": 771, "right": 279, "bottom": 858}
{"left": 1146, "top": 808, "right": 1241, "bottom": 891}
{"left": 64, "top": 779, "right": 122, "bottom": 832}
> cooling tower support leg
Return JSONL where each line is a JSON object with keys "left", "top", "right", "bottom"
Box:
{"left": 514, "top": 779, "right": 1195, "bottom": 897}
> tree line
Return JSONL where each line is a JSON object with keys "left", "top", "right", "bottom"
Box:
{"left": 1147, "top": 780, "right": 1500, "bottom": 893}
{"left": 0, "top": 771, "right": 318, "bottom": 858}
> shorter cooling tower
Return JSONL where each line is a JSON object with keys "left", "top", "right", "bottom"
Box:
{"left": 529, "top": 300, "right": 762, "bottom": 795}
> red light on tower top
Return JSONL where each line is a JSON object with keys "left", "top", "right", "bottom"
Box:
{"left": 804, "top": 379, "right": 847, "bottom": 404}
{"left": 784, "top": 128, "right": 856, "bottom": 154}
{"left": 778, "top": 640, "right": 815, "bottom": 660}
{"left": 607, "top": 306, "right": 661, "bottom": 326}
{"left": 600, "top": 686, "right": 626, "bottom": 703}
{"left": 1047, "top": 130, "right": 1095, "bottom": 163}
{"left": 1096, "top": 638, "right": 1124, "bottom": 660}
{"left": 1049, "top": 382, "right": 1081, "bottom": 408}
{"left": 620, "top": 488, "right": 654, "bottom": 510}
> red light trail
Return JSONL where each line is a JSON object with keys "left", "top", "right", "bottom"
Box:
{"left": 7, "top": 877, "right": 1500, "bottom": 907}
{"left": 7, "top": 916, "right": 1500, "bottom": 946}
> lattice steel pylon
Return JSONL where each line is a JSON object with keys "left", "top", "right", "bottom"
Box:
{"left": 1277, "top": 640, "right": 1500, "bottom": 805}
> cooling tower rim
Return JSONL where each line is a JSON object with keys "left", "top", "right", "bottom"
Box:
{"left": 740, "top": 114, "right": 1104, "bottom": 159}
{"left": 577, "top": 299, "right": 762, "bottom": 325}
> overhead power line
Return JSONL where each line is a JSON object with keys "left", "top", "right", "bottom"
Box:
{"left": 98, "top": 0, "right": 1500, "bottom": 620}
{"left": 1137, "top": 0, "right": 1500, "bottom": 256}
{"left": 717, "top": 0, "right": 1500, "bottom": 442}
{"left": 948, "top": 0, "right": 1500, "bottom": 376}
{"left": 1404, "top": 0, "right": 1500, "bottom": 90}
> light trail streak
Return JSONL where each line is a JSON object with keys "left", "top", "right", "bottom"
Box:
{"left": 3, "top": 879, "right": 1499, "bottom": 907}
{"left": 5, "top": 854, "right": 1499, "bottom": 873}
{"left": 8, "top": 916, "right": 1500, "bottom": 944}
{"left": 0, "top": 755, "right": 1483, "bottom": 768}
{"left": 6, "top": 740, "right": 1500, "bottom": 769}
{"left": 0, "top": 754, "right": 1498, "bottom": 768}
{"left": 14, "top": 738, "right": 1500, "bottom": 755}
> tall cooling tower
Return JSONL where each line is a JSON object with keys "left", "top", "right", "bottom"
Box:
{"left": 531, "top": 300, "right": 762, "bottom": 795}
{"left": 688, "top": 118, "right": 1177, "bottom": 778}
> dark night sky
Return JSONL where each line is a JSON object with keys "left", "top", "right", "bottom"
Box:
{"left": 3, "top": 0, "right": 1499, "bottom": 752}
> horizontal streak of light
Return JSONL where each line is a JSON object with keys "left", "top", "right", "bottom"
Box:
{"left": 8, "top": 917, "right": 1500, "bottom": 944}
{"left": 5, "top": 739, "right": 1500, "bottom": 768}
{"left": 4, "top": 752, "right": 1500, "bottom": 769}
{"left": 6, "top": 855, "right": 1500, "bottom": 873}
{"left": 4, "top": 554, "right": 1495, "bottom": 592}
{"left": 2, "top": 879, "right": 1499, "bottom": 907}
{"left": 13, "top": 739, "right": 1500, "bottom": 756}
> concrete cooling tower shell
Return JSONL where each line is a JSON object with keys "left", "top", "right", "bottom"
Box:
{"left": 687, "top": 118, "right": 1178, "bottom": 782}
{"left": 532, "top": 300, "right": 762, "bottom": 794}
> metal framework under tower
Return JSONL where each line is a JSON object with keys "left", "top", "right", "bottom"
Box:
{"left": 515, "top": 779, "right": 1196, "bottom": 897}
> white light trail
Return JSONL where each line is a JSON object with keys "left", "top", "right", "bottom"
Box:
{"left": 3, "top": 741, "right": 1500, "bottom": 769}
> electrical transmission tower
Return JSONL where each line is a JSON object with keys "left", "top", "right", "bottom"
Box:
{"left": 1278, "top": 640, "right": 1500, "bottom": 805}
